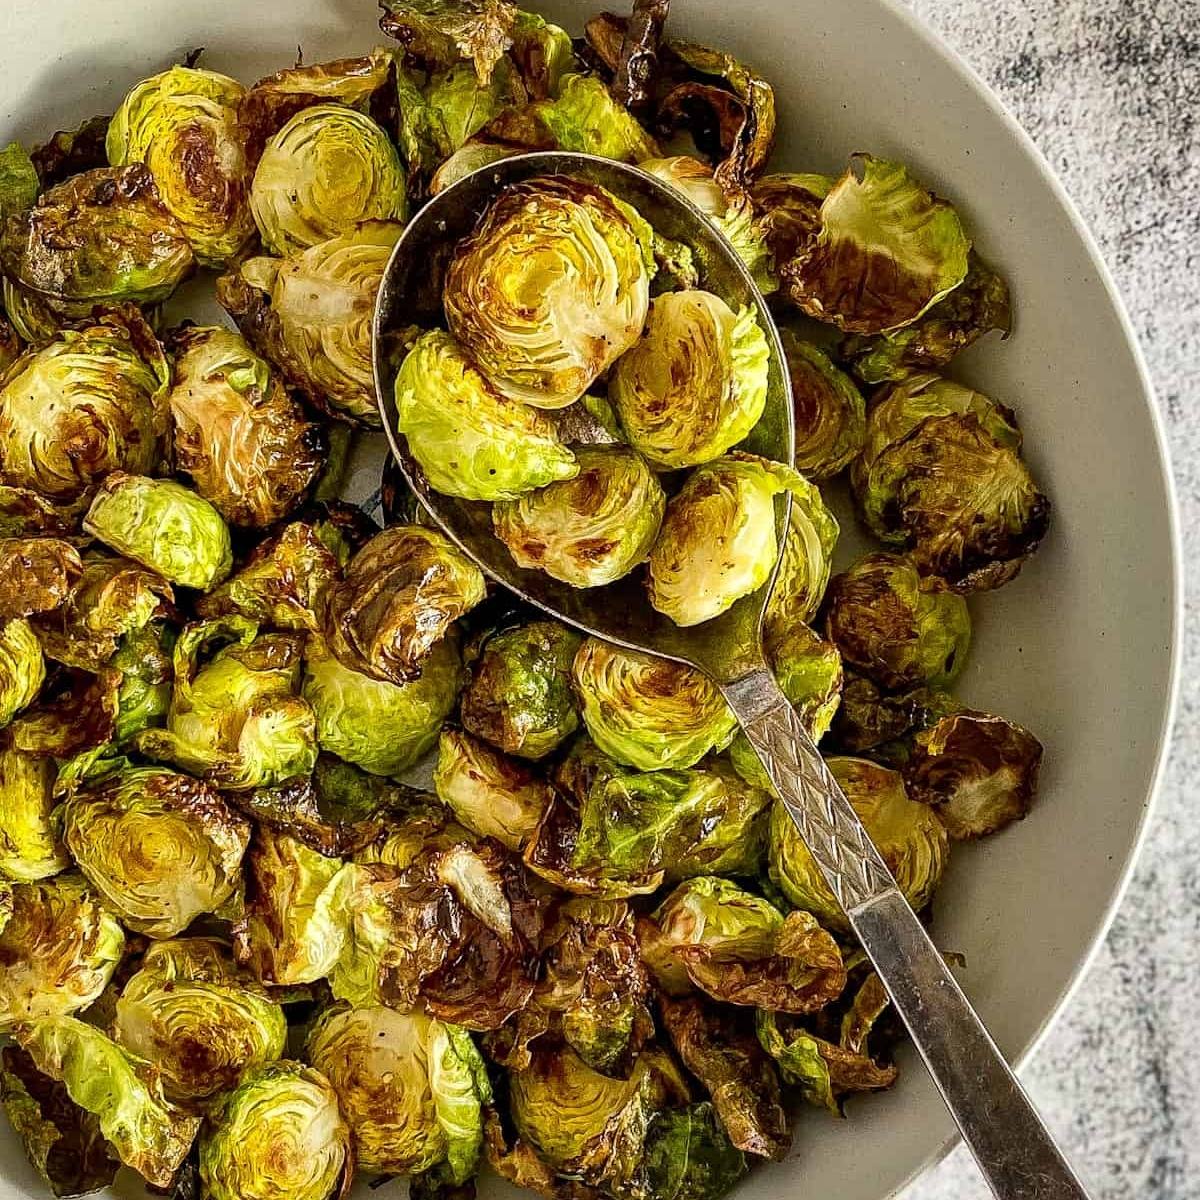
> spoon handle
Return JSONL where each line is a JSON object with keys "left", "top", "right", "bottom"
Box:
{"left": 724, "top": 669, "right": 1093, "bottom": 1200}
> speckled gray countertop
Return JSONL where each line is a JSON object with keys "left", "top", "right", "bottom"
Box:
{"left": 897, "top": 1, "right": 1199, "bottom": 1196}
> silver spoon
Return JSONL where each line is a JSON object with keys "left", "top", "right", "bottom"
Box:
{"left": 373, "top": 150, "right": 1092, "bottom": 1200}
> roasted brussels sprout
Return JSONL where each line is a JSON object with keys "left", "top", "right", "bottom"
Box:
{"left": 770, "top": 757, "right": 948, "bottom": 930}
{"left": 307, "top": 1005, "right": 489, "bottom": 1179}
{"left": 610, "top": 290, "right": 770, "bottom": 469}
{"left": 217, "top": 221, "right": 402, "bottom": 427}
{"left": 640, "top": 156, "right": 771, "bottom": 288}
{"left": 528, "top": 740, "right": 769, "bottom": 895}
{"left": 136, "top": 617, "right": 316, "bottom": 790}
{"left": 0, "top": 538, "right": 81, "bottom": 623}
{"left": 531, "top": 74, "right": 660, "bottom": 162}
{"left": 572, "top": 638, "right": 737, "bottom": 771}
{"left": 762, "top": 475, "right": 839, "bottom": 633}
{"left": 0, "top": 619, "right": 46, "bottom": 728}
{"left": 16, "top": 1016, "right": 201, "bottom": 1188}
{"left": 460, "top": 620, "right": 581, "bottom": 759}
{"left": 251, "top": 104, "right": 406, "bottom": 256}
{"left": 0, "top": 1043, "right": 119, "bottom": 1197}
{"left": 493, "top": 446, "right": 666, "bottom": 588}
{"left": 826, "top": 672, "right": 940, "bottom": 756}
{"left": 113, "top": 945, "right": 286, "bottom": 1105}
{"left": 324, "top": 525, "right": 485, "bottom": 685}
{"left": 644, "top": 1102, "right": 747, "bottom": 1200}
{"left": 434, "top": 730, "right": 553, "bottom": 850}
{"left": 779, "top": 331, "right": 866, "bottom": 479}
{"left": 647, "top": 455, "right": 801, "bottom": 627}
{"left": 394, "top": 330, "right": 578, "bottom": 500}
{"left": 0, "top": 310, "right": 169, "bottom": 508}
{"left": 0, "top": 747, "right": 67, "bottom": 881}
{"left": 659, "top": 996, "right": 790, "bottom": 1161}
{"left": 106, "top": 66, "right": 255, "bottom": 266}
{"left": 234, "top": 828, "right": 347, "bottom": 986}
{"left": 824, "top": 553, "right": 970, "bottom": 691}
{"left": 166, "top": 326, "right": 325, "bottom": 529}
{"left": 200, "top": 1061, "right": 350, "bottom": 1200}
{"left": 851, "top": 375, "right": 1050, "bottom": 592}
{"left": 303, "top": 631, "right": 461, "bottom": 776}
{"left": 197, "top": 522, "right": 340, "bottom": 634}
{"left": 750, "top": 172, "right": 835, "bottom": 267}
{"left": 0, "top": 165, "right": 195, "bottom": 317}
{"left": 903, "top": 709, "right": 1043, "bottom": 839}
{"left": 443, "top": 177, "right": 650, "bottom": 408}
{"left": 839, "top": 253, "right": 1011, "bottom": 384}
{"left": 0, "top": 142, "right": 39, "bottom": 221}
{"left": 779, "top": 155, "right": 970, "bottom": 335}
{"left": 728, "top": 623, "right": 843, "bottom": 791}
{"left": 60, "top": 766, "right": 250, "bottom": 937}
{"left": 0, "top": 877, "right": 124, "bottom": 1027}
{"left": 84, "top": 475, "right": 232, "bottom": 592}
{"left": 32, "top": 554, "right": 172, "bottom": 672}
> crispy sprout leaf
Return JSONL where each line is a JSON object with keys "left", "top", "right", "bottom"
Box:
{"left": 30, "top": 117, "right": 111, "bottom": 189}
{"left": 643, "top": 1102, "right": 748, "bottom": 1200}
{"left": 380, "top": 0, "right": 519, "bottom": 82}
{"left": 0, "top": 143, "right": 40, "bottom": 222}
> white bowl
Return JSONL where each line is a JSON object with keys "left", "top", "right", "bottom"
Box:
{"left": 0, "top": 1, "right": 1180, "bottom": 1198}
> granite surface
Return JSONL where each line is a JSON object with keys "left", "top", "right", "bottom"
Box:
{"left": 896, "top": 1, "right": 1200, "bottom": 1197}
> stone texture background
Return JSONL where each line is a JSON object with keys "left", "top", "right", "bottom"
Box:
{"left": 897, "top": 1, "right": 1199, "bottom": 1197}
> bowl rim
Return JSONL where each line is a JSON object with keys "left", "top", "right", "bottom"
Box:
{"left": 872, "top": 0, "right": 1184, "bottom": 1191}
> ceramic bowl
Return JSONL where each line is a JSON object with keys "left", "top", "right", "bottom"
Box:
{"left": 0, "top": 0, "right": 1180, "bottom": 1197}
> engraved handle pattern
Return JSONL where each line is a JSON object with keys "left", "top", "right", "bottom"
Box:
{"left": 725, "top": 672, "right": 894, "bottom": 910}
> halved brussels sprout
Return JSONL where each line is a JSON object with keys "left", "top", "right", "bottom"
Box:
{"left": 83, "top": 475, "right": 233, "bottom": 592}
{"left": 218, "top": 221, "right": 402, "bottom": 428}
{"left": 779, "top": 331, "right": 866, "bottom": 479}
{"left": 0, "top": 747, "right": 67, "bottom": 881}
{"left": 572, "top": 638, "right": 737, "bottom": 771}
{"left": 0, "top": 538, "right": 81, "bottom": 623}
{"left": 610, "top": 291, "right": 770, "bottom": 469}
{"left": 324, "top": 525, "right": 485, "bottom": 685}
{"left": 851, "top": 376, "right": 1049, "bottom": 592}
{"left": 839, "top": 253, "right": 1011, "bottom": 384}
{"left": 0, "top": 310, "right": 170, "bottom": 508}
{"left": 167, "top": 326, "right": 325, "bottom": 529}
{"left": 640, "top": 156, "right": 772, "bottom": 289}
{"left": 647, "top": 455, "right": 801, "bottom": 627}
{"left": 197, "top": 522, "right": 340, "bottom": 634}
{"left": 234, "top": 828, "right": 347, "bottom": 986}
{"left": 755, "top": 1008, "right": 897, "bottom": 1114}
{"left": 763, "top": 475, "right": 839, "bottom": 633}
{"left": 659, "top": 995, "right": 790, "bottom": 1161}
{"left": 529, "top": 739, "right": 769, "bottom": 896}
{"left": 779, "top": 155, "right": 971, "bottom": 335}
{"left": 17, "top": 1016, "right": 201, "bottom": 1188}
{"left": 32, "top": 554, "right": 172, "bottom": 672}
{"left": 532, "top": 74, "right": 660, "bottom": 162}
{"left": 106, "top": 66, "right": 255, "bottom": 266}
{"left": 769, "top": 757, "right": 949, "bottom": 930}
{"left": 303, "top": 631, "right": 461, "bottom": 777}
{"left": 113, "top": 948, "right": 287, "bottom": 1105}
{"left": 5, "top": 666, "right": 119, "bottom": 763}
{"left": 0, "top": 165, "right": 195, "bottom": 316}
{"left": 0, "top": 877, "right": 124, "bottom": 1027}
{"left": 493, "top": 446, "right": 666, "bottom": 587}
{"left": 394, "top": 330, "right": 579, "bottom": 500}
{"left": 443, "top": 177, "right": 650, "bottom": 408}
{"left": 200, "top": 1061, "right": 350, "bottom": 1200}
{"left": 640, "top": 876, "right": 845, "bottom": 1012}
{"left": 60, "top": 766, "right": 250, "bottom": 937}
{"left": 0, "top": 1043, "right": 119, "bottom": 1198}
{"left": 903, "top": 710, "right": 1043, "bottom": 840}
{"left": 824, "top": 552, "right": 970, "bottom": 691}
{"left": 460, "top": 620, "right": 581, "bottom": 759}
{"left": 750, "top": 172, "right": 834, "bottom": 268}
{"left": 0, "top": 619, "right": 46, "bottom": 728}
{"left": 728, "top": 623, "right": 843, "bottom": 791}
{"left": 251, "top": 104, "right": 406, "bottom": 256}
{"left": 135, "top": 617, "right": 316, "bottom": 790}
{"left": 307, "top": 1005, "right": 489, "bottom": 1179}
{"left": 644, "top": 1102, "right": 747, "bottom": 1200}
{"left": 434, "top": 729, "right": 553, "bottom": 850}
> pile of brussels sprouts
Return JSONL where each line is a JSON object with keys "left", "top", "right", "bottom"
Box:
{"left": 0, "top": 2, "right": 1050, "bottom": 1199}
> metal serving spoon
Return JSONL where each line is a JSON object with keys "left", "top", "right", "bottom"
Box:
{"left": 374, "top": 150, "right": 1092, "bottom": 1200}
